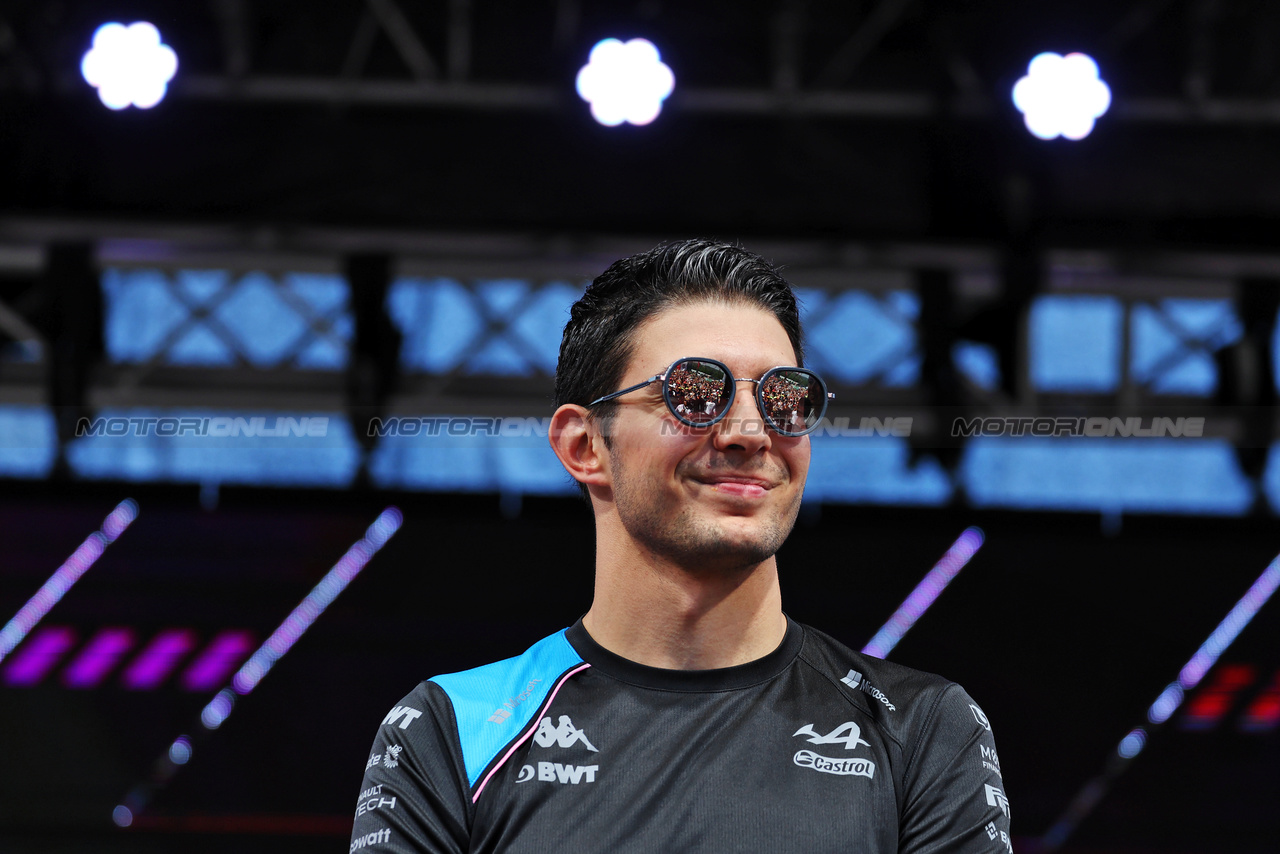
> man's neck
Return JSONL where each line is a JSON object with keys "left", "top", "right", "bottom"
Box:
{"left": 582, "top": 550, "right": 788, "bottom": 670}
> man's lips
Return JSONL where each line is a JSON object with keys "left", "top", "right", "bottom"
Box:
{"left": 696, "top": 475, "right": 776, "bottom": 498}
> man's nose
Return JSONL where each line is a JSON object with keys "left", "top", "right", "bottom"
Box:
{"left": 711, "top": 381, "right": 771, "bottom": 453}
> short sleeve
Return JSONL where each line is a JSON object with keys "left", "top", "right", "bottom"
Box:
{"left": 349, "top": 683, "right": 473, "bottom": 854}
{"left": 898, "top": 683, "right": 1012, "bottom": 854}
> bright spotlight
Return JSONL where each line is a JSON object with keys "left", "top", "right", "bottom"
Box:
{"left": 1012, "top": 52, "right": 1111, "bottom": 141}
{"left": 81, "top": 22, "right": 178, "bottom": 110}
{"left": 575, "top": 38, "right": 675, "bottom": 127}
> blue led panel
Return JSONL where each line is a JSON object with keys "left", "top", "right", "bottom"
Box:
{"left": 1030, "top": 296, "right": 1123, "bottom": 392}
{"left": 1130, "top": 299, "right": 1241, "bottom": 396}
{"left": 368, "top": 426, "right": 577, "bottom": 496}
{"left": 1263, "top": 443, "right": 1280, "bottom": 514}
{"left": 0, "top": 406, "right": 57, "bottom": 478}
{"left": 388, "top": 278, "right": 581, "bottom": 376}
{"left": 805, "top": 436, "right": 952, "bottom": 505}
{"left": 953, "top": 341, "right": 1001, "bottom": 390}
{"left": 102, "top": 269, "right": 351, "bottom": 369}
{"left": 801, "top": 289, "right": 920, "bottom": 387}
{"left": 961, "top": 438, "right": 1253, "bottom": 515}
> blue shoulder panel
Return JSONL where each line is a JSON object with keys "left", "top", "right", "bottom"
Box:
{"left": 431, "top": 628, "right": 583, "bottom": 788}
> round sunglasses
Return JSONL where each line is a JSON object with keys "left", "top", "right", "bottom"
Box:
{"left": 587, "top": 357, "right": 833, "bottom": 437}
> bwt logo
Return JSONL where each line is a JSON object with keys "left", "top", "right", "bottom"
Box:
{"left": 350, "top": 828, "right": 391, "bottom": 852}
{"left": 76, "top": 416, "right": 329, "bottom": 438}
{"left": 515, "top": 762, "right": 599, "bottom": 784}
{"left": 381, "top": 705, "right": 422, "bottom": 730}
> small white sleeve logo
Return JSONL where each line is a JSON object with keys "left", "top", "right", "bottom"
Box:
{"left": 969, "top": 704, "right": 991, "bottom": 731}
{"left": 985, "top": 783, "right": 1010, "bottom": 818}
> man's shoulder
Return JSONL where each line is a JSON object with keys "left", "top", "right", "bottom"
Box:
{"left": 793, "top": 621, "right": 962, "bottom": 721}
{"left": 429, "top": 628, "right": 581, "bottom": 705}
{"left": 411, "top": 627, "right": 586, "bottom": 788}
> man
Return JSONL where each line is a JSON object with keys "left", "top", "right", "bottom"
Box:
{"left": 351, "top": 240, "right": 1011, "bottom": 853}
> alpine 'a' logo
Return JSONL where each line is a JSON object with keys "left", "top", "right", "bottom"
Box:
{"left": 793, "top": 721, "right": 870, "bottom": 751}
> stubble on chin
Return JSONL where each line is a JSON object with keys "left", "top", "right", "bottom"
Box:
{"left": 612, "top": 466, "right": 804, "bottom": 576}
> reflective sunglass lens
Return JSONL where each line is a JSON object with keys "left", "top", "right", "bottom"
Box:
{"left": 666, "top": 359, "right": 731, "bottom": 424}
{"left": 760, "top": 370, "right": 820, "bottom": 435}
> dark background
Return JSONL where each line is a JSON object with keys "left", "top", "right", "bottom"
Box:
{"left": 3, "top": 2, "right": 1280, "bottom": 852}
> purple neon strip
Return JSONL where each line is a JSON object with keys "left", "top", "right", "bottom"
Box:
{"left": 181, "top": 631, "right": 255, "bottom": 692}
{"left": 1147, "top": 551, "right": 1280, "bottom": 725}
{"left": 121, "top": 629, "right": 198, "bottom": 690}
{"left": 0, "top": 499, "right": 138, "bottom": 663}
{"left": 1043, "top": 549, "right": 1280, "bottom": 851}
{"left": 229, "top": 508, "right": 402, "bottom": 697}
{"left": 195, "top": 508, "right": 401, "bottom": 732}
{"left": 861, "top": 527, "right": 985, "bottom": 659}
{"left": 3, "top": 626, "right": 77, "bottom": 686}
{"left": 63, "top": 627, "right": 136, "bottom": 688}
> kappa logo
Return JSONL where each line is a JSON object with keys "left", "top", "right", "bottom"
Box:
{"left": 985, "top": 783, "right": 1010, "bottom": 819}
{"left": 793, "top": 721, "right": 870, "bottom": 751}
{"left": 970, "top": 704, "right": 991, "bottom": 731}
{"left": 534, "top": 715, "right": 598, "bottom": 752}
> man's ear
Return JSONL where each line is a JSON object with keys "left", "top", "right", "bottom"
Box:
{"left": 549, "top": 404, "right": 611, "bottom": 489}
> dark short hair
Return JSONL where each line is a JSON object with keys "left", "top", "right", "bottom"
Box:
{"left": 554, "top": 239, "right": 804, "bottom": 480}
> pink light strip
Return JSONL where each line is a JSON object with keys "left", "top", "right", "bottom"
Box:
{"left": 181, "top": 631, "right": 255, "bottom": 692}
{"left": 63, "top": 627, "right": 136, "bottom": 688}
{"left": 121, "top": 629, "right": 198, "bottom": 690}
{"left": 2, "top": 626, "right": 77, "bottom": 686}
{"left": 0, "top": 499, "right": 138, "bottom": 664}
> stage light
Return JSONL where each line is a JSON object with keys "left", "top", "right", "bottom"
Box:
{"left": 1116, "top": 727, "right": 1146, "bottom": 759}
{"left": 862, "top": 527, "right": 985, "bottom": 659}
{"left": 0, "top": 499, "right": 137, "bottom": 664}
{"left": 168, "top": 736, "right": 192, "bottom": 765}
{"left": 575, "top": 38, "right": 674, "bottom": 126}
{"left": 80, "top": 22, "right": 178, "bottom": 110}
{"left": 1012, "top": 52, "right": 1111, "bottom": 141}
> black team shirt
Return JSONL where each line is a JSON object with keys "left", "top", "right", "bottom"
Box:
{"left": 350, "top": 618, "right": 1012, "bottom": 853}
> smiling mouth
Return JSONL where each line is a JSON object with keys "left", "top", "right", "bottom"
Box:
{"left": 697, "top": 476, "right": 776, "bottom": 498}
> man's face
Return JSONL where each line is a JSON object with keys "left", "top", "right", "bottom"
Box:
{"left": 600, "top": 300, "right": 811, "bottom": 573}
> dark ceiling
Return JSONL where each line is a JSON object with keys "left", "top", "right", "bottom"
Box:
{"left": 5, "top": 1, "right": 1280, "bottom": 245}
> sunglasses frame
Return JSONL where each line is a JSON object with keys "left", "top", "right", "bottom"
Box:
{"left": 587, "top": 356, "right": 834, "bottom": 437}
